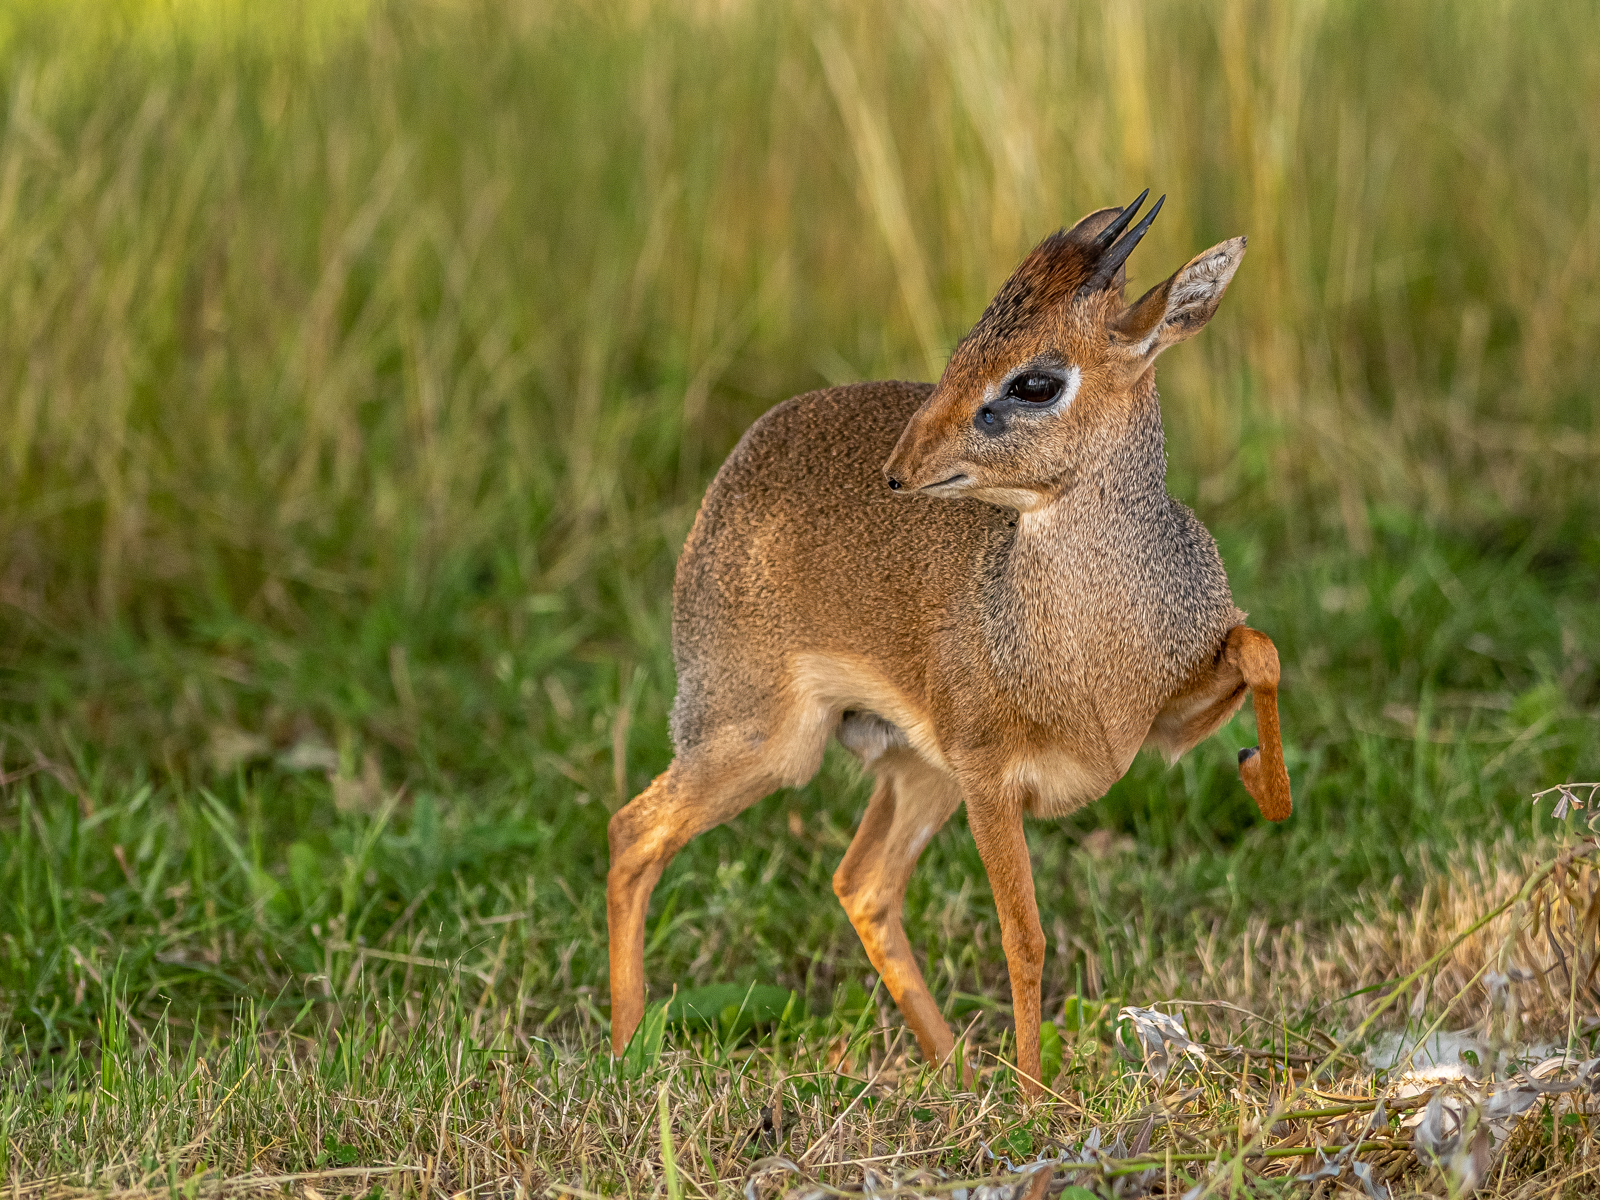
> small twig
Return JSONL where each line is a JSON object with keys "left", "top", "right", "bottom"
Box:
{"left": 1270, "top": 1094, "right": 1442, "bottom": 1122}
{"left": 1156, "top": 999, "right": 1349, "bottom": 1060}
{"left": 828, "top": 1142, "right": 966, "bottom": 1168}
{"left": 982, "top": 1046, "right": 1078, "bottom": 1106}
{"left": 1531, "top": 782, "right": 1600, "bottom": 814}
{"left": 376, "top": 883, "right": 435, "bottom": 949}
{"left": 1214, "top": 1045, "right": 1343, "bottom": 1066}
{"left": 0, "top": 763, "right": 44, "bottom": 787}
{"left": 323, "top": 942, "right": 453, "bottom": 970}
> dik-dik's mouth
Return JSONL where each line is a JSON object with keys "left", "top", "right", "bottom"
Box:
{"left": 921, "top": 473, "right": 970, "bottom": 494}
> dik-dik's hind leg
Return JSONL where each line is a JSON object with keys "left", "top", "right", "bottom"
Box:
{"left": 607, "top": 751, "right": 781, "bottom": 1054}
{"left": 832, "top": 751, "right": 962, "bottom": 1070}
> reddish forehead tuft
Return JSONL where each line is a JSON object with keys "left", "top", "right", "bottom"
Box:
{"left": 963, "top": 232, "right": 1097, "bottom": 349}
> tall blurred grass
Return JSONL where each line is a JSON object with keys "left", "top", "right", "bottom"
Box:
{"left": 0, "top": 0, "right": 1596, "bottom": 644}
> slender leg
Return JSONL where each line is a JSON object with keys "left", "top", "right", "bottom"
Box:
{"left": 1224, "top": 627, "right": 1292, "bottom": 821}
{"left": 607, "top": 752, "right": 778, "bottom": 1054}
{"left": 832, "top": 750, "right": 963, "bottom": 1070}
{"left": 1146, "top": 625, "right": 1292, "bottom": 822}
{"left": 960, "top": 780, "right": 1047, "bottom": 1098}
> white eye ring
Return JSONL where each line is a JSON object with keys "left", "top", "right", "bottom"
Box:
{"left": 1002, "top": 364, "right": 1080, "bottom": 410}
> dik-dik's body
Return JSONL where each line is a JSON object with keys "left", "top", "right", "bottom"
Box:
{"left": 674, "top": 382, "right": 1237, "bottom": 805}
{"left": 608, "top": 193, "right": 1292, "bottom": 1095}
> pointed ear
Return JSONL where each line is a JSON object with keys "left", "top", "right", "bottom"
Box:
{"left": 1109, "top": 236, "right": 1246, "bottom": 360}
{"left": 1064, "top": 205, "right": 1125, "bottom": 243}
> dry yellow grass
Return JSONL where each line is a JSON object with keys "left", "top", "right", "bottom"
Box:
{"left": 1127, "top": 835, "right": 1600, "bottom": 1046}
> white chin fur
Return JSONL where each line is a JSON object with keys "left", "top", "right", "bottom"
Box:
{"left": 969, "top": 485, "right": 1050, "bottom": 512}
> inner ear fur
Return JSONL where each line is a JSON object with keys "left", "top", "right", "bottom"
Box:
{"left": 1110, "top": 236, "right": 1247, "bottom": 357}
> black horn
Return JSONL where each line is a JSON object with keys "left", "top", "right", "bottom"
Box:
{"left": 1082, "top": 192, "right": 1165, "bottom": 295}
{"left": 1093, "top": 188, "right": 1149, "bottom": 248}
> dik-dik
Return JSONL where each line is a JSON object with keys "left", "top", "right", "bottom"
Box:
{"left": 607, "top": 192, "right": 1292, "bottom": 1095}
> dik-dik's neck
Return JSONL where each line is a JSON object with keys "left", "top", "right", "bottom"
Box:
{"left": 983, "top": 385, "right": 1184, "bottom": 718}
{"left": 1022, "top": 384, "right": 1170, "bottom": 549}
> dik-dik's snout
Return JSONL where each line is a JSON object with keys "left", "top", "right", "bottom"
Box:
{"left": 883, "top": 397, "right": 968, "bottom": 495}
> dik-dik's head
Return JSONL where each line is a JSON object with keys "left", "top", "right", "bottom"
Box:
{"left": 883, "top": 192, "right": 1244, "bottom": 511}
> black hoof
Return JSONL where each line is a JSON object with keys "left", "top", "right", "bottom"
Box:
{"left": 1238, "top": 747, "right": 1259, "bottom": 765}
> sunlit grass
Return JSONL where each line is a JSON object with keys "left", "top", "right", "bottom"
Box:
{"left": 0, "top": 0, "right": 1596, "bottom": 631}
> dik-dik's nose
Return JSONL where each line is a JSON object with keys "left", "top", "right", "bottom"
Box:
{"left": 882, "top": 400, "right": 946, "bottom": 491}
{"left": 882, "top": 438, "right": 921, "bottom": 492}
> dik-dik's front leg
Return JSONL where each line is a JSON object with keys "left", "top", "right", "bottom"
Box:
{"left": 1225, "top": 627, "right": 1291, "bottom": 821}
{"left": 960, "top": 777, "right": 1048, "bottom": 1099}
{"left": 1149, "top": 625, "right": 1292, "bottom": 821}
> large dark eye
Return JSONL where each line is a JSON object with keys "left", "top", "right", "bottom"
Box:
{"left": 1006, "top": 372, "right": 1062, "bottom": 404}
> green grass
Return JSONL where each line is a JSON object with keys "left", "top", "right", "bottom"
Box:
{"left": 0, "top": 0, "right": 1598, "bottom": 1194}
{"left": 4, "top": 525, "right": 1596, "bottom": 1052}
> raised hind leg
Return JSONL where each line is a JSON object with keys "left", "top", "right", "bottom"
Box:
{"left": 832, "top": 748, "right": 963, "bottom": 1068}
{"left": 607, "top": 745, "right": 786, "bottom": 1054}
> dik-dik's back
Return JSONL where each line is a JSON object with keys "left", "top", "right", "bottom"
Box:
{"left": 607, "top": 192, "right": 1292, "bottom": 1096}
{"left": 670, "top": 381, "right": 994, "bottom": 758}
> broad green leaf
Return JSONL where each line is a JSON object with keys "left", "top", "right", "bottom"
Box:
{"left": 1039, "top": 1019, "right": 1064, "bottom": 1087}
{"left": 665, "top": 983, "right": 797, "bottom": 1030}
{"left": 621, "top": 1002, "right": 668, "bottom": 1079}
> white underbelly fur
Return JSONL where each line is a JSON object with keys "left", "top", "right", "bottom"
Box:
{"left": 795, "top": 651, "right": 1122, "bottom": 818}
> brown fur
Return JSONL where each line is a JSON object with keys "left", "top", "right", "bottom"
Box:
{"left": 607, "top": 201, "right": 1292, "bottom": 1095}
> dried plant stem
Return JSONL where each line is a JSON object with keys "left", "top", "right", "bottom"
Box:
{"left": 1102, "top": 1140, "right": 1402, "bottom": 1175}
{"left": 1191, "top": 841, "right": 1589, "bottom": 1198}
